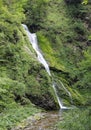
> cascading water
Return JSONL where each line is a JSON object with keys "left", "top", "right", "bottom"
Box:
{"left": 22, "top": 24, "right": 51, "bottom": 76}
{"left": 22, "top": 24, "right": 68, "bottom": 109}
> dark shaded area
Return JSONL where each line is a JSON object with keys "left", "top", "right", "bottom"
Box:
{"left": 65, "top": 0, "right": 82, "bottom": 4}
{"left": 26, "top": 93, "right": 59, "bottom": 110}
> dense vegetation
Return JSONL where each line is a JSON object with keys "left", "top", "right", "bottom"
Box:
{"left": 0, "top": 0, "right": 58, "bottom": 129}
{"left": 24, "top": 0, "right": 91, "bottom": 105}
{"left": 56, "top": 107, "right": 91, "bottom": 130}
{"left": 0, "top": 0, "right": 91, "bottom": 129}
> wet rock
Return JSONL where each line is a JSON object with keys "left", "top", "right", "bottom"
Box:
{"left": 26, "top": 93, "right": 58, "bottom": 110}
{"left": 12, "top": 111, "right": 61, "bottom": 130}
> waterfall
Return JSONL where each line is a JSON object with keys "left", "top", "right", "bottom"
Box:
{"left": 22, "top": 24, "right": 68, "bottom": 109}
{"left": 22, "top": 24, "right": 51, "bottom": 76}
{"left": 52, "top": 84, "right": 67, "bottom": 109}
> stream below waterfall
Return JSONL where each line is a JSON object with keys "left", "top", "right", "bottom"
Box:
{"left": 22, "top": 111, "right": 62, "bottom": 130}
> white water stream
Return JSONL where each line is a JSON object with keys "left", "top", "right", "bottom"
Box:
{"left": 22, "top": 24, "right": 51, "bottom": 76}
{"left": 22, "top": 24, "right": 68, "bottom": 109}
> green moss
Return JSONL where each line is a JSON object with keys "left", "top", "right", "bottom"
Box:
{"left": 68, "top": 88, "right": 86, "bottom": 105}
{"left": 37, "top": 32, "right": 66, "bottom": 71}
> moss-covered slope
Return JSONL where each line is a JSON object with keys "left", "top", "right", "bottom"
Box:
{"left": 24, "top": 0, "right": 91, "bottom": 106}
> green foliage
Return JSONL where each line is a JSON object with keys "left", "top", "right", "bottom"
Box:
{"left": 88, "top": 35, "right": 91, "bottom": 40}
{"left": 0, "top": 0, "right": 59, "bottom": 129}
{"left": 0, "top": 104, "right": 40, "bottom": 130}
{"left": 24, "top": 0, "right": 91, "bottom": 107}
{"left": 56, "top": 108, "right": 91, "bottom": 130}
{"left": 82, "top": 0, "right": 88, "bottom": 4}
{"left": 0, "top": 77, "right": 26, "bottom": 112}
{"left": 25, "top": 0, "right": 88, "bottom": 72}
{"left": 24, "top": 0, "right": 49, "bottom": 31}
{"left": 0, "top": 0, "right": 25, "bottom": 24}
{"left": 75, "top": 49, "right": 91, "bottom": 89}
{"left": 37, "top": 32, "right": 65, "bottom": 71}
{"left": 0, "top": 0, "right": 91, "bottom": 129}
{"left": 73, "top": 20, "right": 86, "bottom": 35}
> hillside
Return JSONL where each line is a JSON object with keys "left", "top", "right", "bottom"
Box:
{"left": 0, "top": 0, "right": 91, "bottom": 129}
{"left": 25, "top": 0, "right": 91, "bottom": 105}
